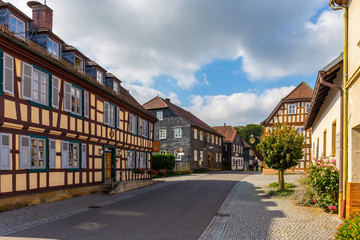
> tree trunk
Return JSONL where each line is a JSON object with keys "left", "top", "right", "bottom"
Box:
{"left": 278, "top": 170, "right": 281, "bottom": 184}
{"left": 279, "top": 170, "right": 285, "bottom": 190}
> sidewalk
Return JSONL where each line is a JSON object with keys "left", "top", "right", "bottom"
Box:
{"left": 199, "top": 174, "right": 342, "bottom": 240}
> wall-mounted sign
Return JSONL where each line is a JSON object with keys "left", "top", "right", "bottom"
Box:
{"left": 152, "top": 142, "right": 161, "bottom": 152}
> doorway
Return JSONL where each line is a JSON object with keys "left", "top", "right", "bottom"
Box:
{"left": 104, "top": 146, "right": 115, "bottom": 183}
{"left": 208, "top": 152, "right": 213, "bottom": 168}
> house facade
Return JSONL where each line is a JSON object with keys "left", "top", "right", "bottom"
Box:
{"left": 305, "top": 54, "right": 343, "bottom": 169}
{"left": 261, "top": 82, "right": 314, "bottom": 174}
{"left": 0, "top": 1, "right": 156, "bottom": 210}
{"left": 243, "top": 140, "right": 256, "bottom": 171}
{"left": 213, "top": 125, "right": 245, "bottom": 170}
{"left": 143, "top": 96, "right": 223, "bottom": 170}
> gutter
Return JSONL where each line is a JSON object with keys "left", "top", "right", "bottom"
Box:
{"left": 329, "top": 0, "right": 348, "bottom": 219}
{"left": 319, "top": 70, "right": 344, "bottom": 218}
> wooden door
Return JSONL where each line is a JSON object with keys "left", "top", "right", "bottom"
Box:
{"left": 105, "top": 152, "right": 112, "bottom": 182}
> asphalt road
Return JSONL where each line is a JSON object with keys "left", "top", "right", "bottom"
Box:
{"left": 9, "top": 172, "right": 249, "bottom": 240}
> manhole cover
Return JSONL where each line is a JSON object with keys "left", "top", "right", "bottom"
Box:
{"left": 216, "top": 213, "right": 230, "bottom": 217}
{"left": 88, "top": 205, "right": 101, "bottom": 208}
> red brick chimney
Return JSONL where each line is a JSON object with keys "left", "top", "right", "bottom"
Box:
{"left": 27, "top": 1, "right": 53, "bottom": 31}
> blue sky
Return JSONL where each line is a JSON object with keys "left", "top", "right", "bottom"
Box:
{"left": 9, "top": 0, "right": 343, "bottom": 126}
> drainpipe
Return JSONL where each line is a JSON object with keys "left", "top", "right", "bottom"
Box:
{"left": 329, "top": 0, "right": 348, "bottom": 219}
{"left": 319, "top": 70, "right": 344, "bottom": 218}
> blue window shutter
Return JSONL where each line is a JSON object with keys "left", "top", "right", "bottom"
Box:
{"left": 63, "top": 81, "right": 71, "bottom": 112}
{"left": 49, "top": 139, "right": 56, "bottom": 169}
{"left": 19, "top": 135, "right": 31, "bottom": 169}
{"left": 3, "top": 52, "right": 14, "bottom": 95}
{"left": 51, "top": 76, "right": 60, "bottom": 109}
{"left": 116, "top": 107, "right": 120, "bottom": 129}
{"left": 0, "top": 49, "right": 3, "bottom": 95}
{"left": 81, "top": 143, "right": 87, "bottom": 169}
{"left": 61, "top": 141, "right": 69, "bottom": 168}
{"left": 21, "top": 62, "right": 33, "bottom": 100}
{"left": 0, "top": 133, "right": 11, "bottom": 170}
{"left": 83, "top": 91, "right": 89, "bottom": 118}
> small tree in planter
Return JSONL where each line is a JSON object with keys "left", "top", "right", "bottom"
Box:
{"left": 257, "top": 123, "right": 304, "bottom": 190}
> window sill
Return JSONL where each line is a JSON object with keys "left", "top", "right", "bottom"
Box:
{"left": 69, "top": 113, "right": 84, "bottom": 119}
{"left": 28, "top": 168, "right": 48, "bottom": 173}
{"left": 30, "top": 101, "right": 52, "bottom": 110}
{"left": 67, "top": 168, "right": 81, "bottom": 172}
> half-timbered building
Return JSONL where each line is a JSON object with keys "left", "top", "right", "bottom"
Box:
{"left": 0, "top": 1, "right": 156, "bottom": 210}
{"left": 261, "top": 82, "right": 314, "bottom": 174}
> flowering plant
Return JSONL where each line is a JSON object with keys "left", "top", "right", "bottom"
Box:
{"left": 305, "top": 158, "right": 339, "bottom": 213}
{"left": 146, "top": 169, "right": 157, "bottom": 176}
{"left": 133, "top": 168, "right": 146, "bottom": 175}
{"left": 335, "top": 211, "right": 360, "bottom": 239}
{"left": 156, "top": 170, "right": 167, "bottom": 177}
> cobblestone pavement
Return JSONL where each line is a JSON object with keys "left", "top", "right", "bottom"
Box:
{"left": 199, "top": 174, "right": 342, "bottom": 240}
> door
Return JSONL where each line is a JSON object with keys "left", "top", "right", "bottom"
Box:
{"left": 104, "top": 147, "right": 114, "bottom": 183}
{"left": 208, "top": 152, "right": 212, "bottom": 168}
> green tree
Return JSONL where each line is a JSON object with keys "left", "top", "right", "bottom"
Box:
{"left": 234, "top": 124, "right": 264, "bottom": 148}
{"left": 257, "top": 123, "right": 304, "bottom": 190}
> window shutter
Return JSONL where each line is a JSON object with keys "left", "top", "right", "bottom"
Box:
{"left": 0, "top": 133, "right": 11, "bottom": 170}
{"left": 21, "top": 62, "right": 33, "bottom": 100}
{"left": 137, "top": 117, "right": 141, "bottom": 136}
{"left": 19, "top": 135, "right": 30, "bottom": 169}
{"left": 133, "top": 115, "right": 137, "bottom": 134}
{"left": 104, "top": 101, "right": 109, "bottom": 125}
{"left": 116, "top": 107, "right": 120, "bottom": 129}
{"left": 61, "top": 141, "right": 69, "bottom": 168}
{"left": 127, "top": 151, "right": 131, "bottom": 168}
{"left": 84, "top": 91, "right": 89, "bottom": 118}
{"left": 3, "top": 53, "right": 14, "bottom": 95}
{"left": 49, "top": 139, "right": 56, "bottom": 169}
{"left": 81, "top": 143, "right": 87, "bottom": 169}
{"left": 52, "top": 76, "right": 59, "bottom": 109}
{"left": 63, "top": 81, "right": 71, "bottom": 112}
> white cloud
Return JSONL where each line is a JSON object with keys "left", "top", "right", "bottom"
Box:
{"left": 186, "top": 86, "right": 296, "bottom": 126}
{"left": 9, "top": 0, "right": 342, "bottom": 88}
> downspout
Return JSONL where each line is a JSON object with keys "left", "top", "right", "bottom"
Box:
{"left": 329, "top": 0, "right": 348, "bottom": 219}
{"left": 319, "top": 70, "right": 344, "bottom": 218}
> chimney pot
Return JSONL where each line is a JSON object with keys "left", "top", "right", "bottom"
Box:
{"left": 166, "top": 98, "right": 170, "bottom": 102}
{"left": 28, "top": 1, "right": 53, "bottom": 31}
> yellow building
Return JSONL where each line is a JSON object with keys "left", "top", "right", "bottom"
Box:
{"left": 0, "top": 1, "right": 156, "bottom": 210}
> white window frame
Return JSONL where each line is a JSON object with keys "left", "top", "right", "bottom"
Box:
{"left": 288, "top": 104, "right": 297, "bottom": 115}
{"left": 0, "top": 133, "right": 11, "bottom": 170}
{"left": 200, "top": 131, "right": 203, "bottom": 141}
{"left": 127, "top": 150, "right": 136, "bottom": 169}
{"left": 71, "top": 85, "right": 82, "bottom": 116}
{"left": 10, "top": 14, "right": 25, "bottom": 39}
{"left": 159, "top": 129, "right": 167, "bottom": 139}
{"left": 297, "top": 127, "right": 304, "bottom": 135}
{"left": 174, "top": 150, "right": 181, "bottom": 161}
{"left": 47, "top": 38, "right": 59, "bottom": 59}
{"left": 194, "top": 129, "right": 197, "bottom": 139}
{"left": 96, "top": 70, "right": 103, "bottom": 84}
{"left": 140, "top": 152, "right": 147, "bottom": 168}
{"left": 32, "top": 68, "right": 49, "bottom": 106}
{"left": 211, "top": 135, "right": 214, "bottom": 143}
{"left": 194, "top": 150, "right": 198, "bottom": 161}
{"left": 174, "top": 128, "right": 182, "bottom": 138}
{"left": 68, "top": 142, "right": 79, "bottom": 169}
{"left": 74, "top": 56, "right": 84, "bottom": 72}
{"left": 156, "top": 111, "right": 163, "bottom": 121}
{"left": 305, "top": 103, "right": 311, "bottom": 113}
{"left": 113, "top": 82, "right": 118, "bottom": 93}
{"left": 30, "top": 137, "right": 47, "bottom": 169}
{"left": 3, "top": 52, "right": 14, "bottom": 95}
{"left": 200, "top": 151, "right": 203, "bottom": 162}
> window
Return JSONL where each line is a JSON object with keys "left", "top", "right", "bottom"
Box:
{"left": 139, "top": 152, "right": 147, "bottom": 168}
{"left": 63, "top": 82, "right": 88, "bottom": 117}
{"left": 113, "top": 82, "right": 118, "bottom": 93}
{"left": 219, "top": 138, "right": 222, "bottom": 145}
{"left": 332, "top": 120, "right": 336, "bottom": 157}
{"left": 207, "top": 133, "right": 210, "bottom": 142}
{"left": 47, "top": 39, "right": 59, "bottom": 59}
{"left": 157, "top": 111, "right": 163, "bottom": 121}
{"left": 142, "top": 120, "right": 149, "bottom": 138}
{"left": 10, "top": 14, "right": 25, "bottom": 39}
{"left": 211, "top": 135, "right": 214, "bottom": 143}
{"left": 323, "top": 130, "right": 327, "bottom": 157}
{"left": 96, "top": 70, "right": 103, "bottom": 84}
{"left": 52, "top": 76, "right": 60, "bottom": 109}
{"left": 219, "top": 153, "right": 222, "bottom": 162}
{"left": 174, "top": 150, "right": 181, "bottom": 161}
{"left": 127, "top": 151, "right": 136, "bottom": 169}
{"left": 159, "top": 129, "right": 167, "bottom": 139}
{"left": 297, "top": 127, "right": 304, "bottom": 135}
{"left": 200, "top": 131, "right": 203, "bottom": 141}
{"left": 74, "top": 56, "right": 83, "bottom": 72}
{"left": 30, "top": 138, "right": 46, "bottom": 169}
{"left": 129, "top": 114, "right": 138, "bottom": 134}
{"left": 3, "top": 52, "right": 14, "bottom": 95}
{"left": 60, "top": 141, "right": 84, "bottom": 169}
{"left": 104, "top": 103, "right": 119, "bottom": 128}
{"left": 216, "top": 137, "right": 218, "bottom": 145}
{"left": 200, "top": 151, "right": 203, "bottom": 162}
{"left": 305, "top": 103, "right": 311, "bottom": 113}
{"left": 194, "top": 150, "right": 197, "bottom": 161}
{"left": 194, "top": 129, "right": 197, "bottom": 139}
{"left": 159, "top": 150, "right": 167, "bottom": 155}
{"left": 216, "top": 153, "right": 218, "bottom": 162}
{"left": 68, "top": 142, "right": 79, "bottom": 168}
{"left": 175, "top": 128, "right": 182, "bottom": 138}
{"left": 288, "top": 104, "right": 296, "bottom": 115}
{"left": 0, "top": 133, "right": 11, "bottom": 170}
{"left": 22, "top": 63, "right": 51, "bottom": 107}
{"left": 233, "top": 145, "right": 235, "bottom": 153}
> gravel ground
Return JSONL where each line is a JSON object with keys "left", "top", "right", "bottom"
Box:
{"left": 200, "top": 174, "right": 342, "bottom": 240}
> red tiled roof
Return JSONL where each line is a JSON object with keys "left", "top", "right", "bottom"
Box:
{"left": 212, "top": 126, "right": 237, "bottom": 143}
{"left": 283, "top": 82, "right": 314, "bottom": 100}
{"left": 143, "top": 96, "right": 221, "bottom": 136}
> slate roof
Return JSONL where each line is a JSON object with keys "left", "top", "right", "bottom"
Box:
{"left": 261, "top": 82, "right": 314, "bottom": 125}
{"left": 212, "top": 126, "right": 237, "bottom": 143}
{"left": 143, "top": 96, "right": 221, "bottom": 136}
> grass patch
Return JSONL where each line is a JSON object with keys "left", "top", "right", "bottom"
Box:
{"left": 269, "top": 182, "right": 296, "bottom": 189}
{"left": 267, "top": 189, "right": 295, "bottom": 196}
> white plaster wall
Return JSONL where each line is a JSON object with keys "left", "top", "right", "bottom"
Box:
{"left": 311, "top": 74, "right": 342, "bottom": 169}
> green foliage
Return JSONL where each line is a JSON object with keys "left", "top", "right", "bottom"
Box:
{"left": 267, "top": 189, "right": 295, "bottom": 196}
{"left": 133, "top": 168, "right": 146, "bottom": 174}
{"left": 151, "top": 154, "right": 175, "bottom": 171}
{"left": 305, "top": 158, "right": 339, "bottom": 213}
{"left": 166, "top": 170, "right": 192, "bottom": 177}
{"left": 295, "top": 177, "right": 317, "bottom": 206}
{"left": 257, "top": 123, "right": 304, "bottom": 171}
{"left": 234, "top": 124, "right": 264, "bottom": 148}
{"left": 335, "top": 212, "right": 360, "bottom": 239}
{"left": 192, "top": 168, "right": 211, "bottom": 173}
{"left": 269, "top": 182, "right": 296, "bottom": 189}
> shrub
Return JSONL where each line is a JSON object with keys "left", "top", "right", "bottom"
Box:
{"left": 133, "top": 168, "right": 145, "bottom": 175}
{"left": 295, "top": 177, "right": 317, "bottom": 206}
{"left": 156, "top": 170, "right": 168, "bottom": 177}
{"left": 192, "top": 168, "right": 211, "bottom": 173}
{"left": 305, "top": 158, "right": 339, "bottom": 213}
{"left": 146, "top": 169, "right": 157, "bottom": 176}
{"left": 151, "top": 154, "right": 175, "bottom": 171}
{"left": 335, "top": 211, "right": 360, "bottom": 239}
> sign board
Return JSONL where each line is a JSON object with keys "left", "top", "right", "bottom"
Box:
{"left": 152, "top": 142, "right": 161, "bottom": 152}
{"left": 178, "top": 153, "right": 185, "bottom": 156}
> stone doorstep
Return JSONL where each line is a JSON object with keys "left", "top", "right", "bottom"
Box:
{"left": 109, "top": 179, "right": 157, "bottom": 195}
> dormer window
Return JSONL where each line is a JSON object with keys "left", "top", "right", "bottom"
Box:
{"left": 47, "top": 39, "right": 59, "bottom": 59}
{"left": 97, "top": 70, "right": 103, "bottom": 84}
{"left": 113, "top": 82, "right": 118, "bottom": 93}
{"left": 75, "top": 56, "right": 83, "bottom": 72}
{"left": 10, "top": 14, "right": 25, "bottom": 39}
